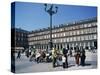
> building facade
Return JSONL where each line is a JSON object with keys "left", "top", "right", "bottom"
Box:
{"left": 11, "top": 28, "right": 29, "bottom": 50}
{"left": 28, "top": 17, "right": 97, "bottom": 51}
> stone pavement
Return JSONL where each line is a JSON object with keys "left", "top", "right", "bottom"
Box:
{"left": 14, "top": 51, "right": 97, "bottom": 73}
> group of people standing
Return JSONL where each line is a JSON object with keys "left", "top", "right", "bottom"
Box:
{"left": 52, "top": 46, "right": 86, "bottom": 68}
{"left": 74, "top": 46, "right": 86, "bottom": 66}
{"left": 16, "top": 46, "right": 86, "bottom": 68}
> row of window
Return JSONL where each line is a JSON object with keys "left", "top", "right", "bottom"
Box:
{"left": 16, "top": 37, "right": 28, "bottom": 41}
{"left": 16, "top": 33, "right": 27, "bottom": 37}
{"left": 29, "top": 34, "right": 97, "bottom": 45}
{"left": 16, "top": 43, "right": 28, "bottom": 47}
{"left": 28, "top": 27, "right": 97, "bottom": 41}
{"left": 52, "top": 22, "right": 97, "bottom": 33}
{"left": 28, "top": 22, "right": 97, "bottom": 37}
{"left": 53, "top": 34, "right": 97, "bottom": 43}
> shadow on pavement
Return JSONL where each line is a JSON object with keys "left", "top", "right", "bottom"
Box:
{"left": 85, "top": 63, "right": 91, "bottom": 66}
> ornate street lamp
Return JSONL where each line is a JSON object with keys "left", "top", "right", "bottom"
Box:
{"left": 44, "top": 4, "right": 58, "bottom": 51}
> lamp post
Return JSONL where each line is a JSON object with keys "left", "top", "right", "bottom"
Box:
{"left": 44, "top": 4, "right": 58, "bottom": 51}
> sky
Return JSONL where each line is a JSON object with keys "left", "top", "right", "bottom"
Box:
{"left": 14, "top": 2, "right": 97, "bottom": 31}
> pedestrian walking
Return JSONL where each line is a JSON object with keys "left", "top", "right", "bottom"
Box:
{"left": 74, "top": 46, "right": 80, "bottom": 66}
{"left": 26, "top": 50, "right": 29, "bottom": 58}
{"left": 62, "top": 55, "right": 66, "bottom": 68}
{"left": 29, "top": 51, "right": 36, "bottom": 62}
{"left": 36, "top": 51, "right": 41, "bottom": 63}
{"left": 69, "top": 49, "right": 72, "bottom": 57}
{"left": 74, "top": 51, "right": 80, "bottom": 66}
{"left": 56, "top": 50, "right": 62, "bottom": 66}
{"left": 17, "top": 50, "right": 21, "bottom": 59}
{"left": 62, "top": 48, "right": 68, "bottom": 68}
{"left": 29, "top": 49, "right": 31, "bottom": 56}
{"left": 80, "top": 48, "right": 86, "bottom": 66}
{"left": 41, "top": 51, "right": 46, "bottom": 62}
{"left": 52, "top": 48, "right": 57, "bottom": 67}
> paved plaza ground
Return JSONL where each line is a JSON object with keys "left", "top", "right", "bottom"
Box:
{"left": 14, "top": 51, "right": 97, "bottom": 73}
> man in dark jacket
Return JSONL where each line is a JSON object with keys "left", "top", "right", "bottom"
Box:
{"left": 80, "top": 47, "right": 86, "bottom": 66}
